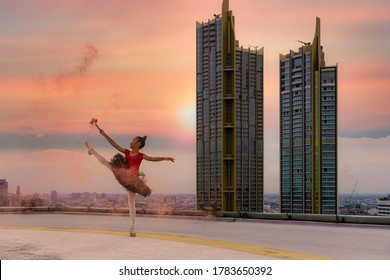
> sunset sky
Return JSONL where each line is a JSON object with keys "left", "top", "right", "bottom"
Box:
{"left": 1, "top": 0, "right": 389, "bottom": 196}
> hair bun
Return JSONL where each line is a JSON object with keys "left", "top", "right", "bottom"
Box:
{"left": 137, "top": 135, "right": 147, "bottom": 149}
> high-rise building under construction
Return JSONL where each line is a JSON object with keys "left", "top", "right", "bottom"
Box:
{"left": 196, "top": 0, "right": 264, "bottom": 212}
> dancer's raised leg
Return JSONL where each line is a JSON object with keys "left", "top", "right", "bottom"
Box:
{"left": 128, "top": 191, "right": 136, "bottom": 237}
{"left": 85, "top": 142, "right": 111, "bottom": 169}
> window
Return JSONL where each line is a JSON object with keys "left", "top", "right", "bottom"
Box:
{"left": 293, "top": 58, "right": 302, "bottom": 69}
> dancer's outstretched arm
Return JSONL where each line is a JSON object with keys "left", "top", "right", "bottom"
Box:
{"left": 97, "top": 127, "right": 126, "bottom": 153}
{"left": 143, "top": 154, "right": 175, "bottom": 162}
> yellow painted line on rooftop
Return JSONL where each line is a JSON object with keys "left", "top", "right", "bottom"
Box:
{"left": 0, "top": 227, "right": 333, "bottom": 260}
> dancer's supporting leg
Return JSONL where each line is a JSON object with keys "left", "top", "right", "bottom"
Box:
{"left": 128, "top": 191, "right": 136, "bottom": 237}
{"left": 85, "top": 142, "right": 111, "bottom": 169}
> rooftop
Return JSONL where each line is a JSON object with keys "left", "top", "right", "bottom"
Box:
{"left": 1, "top": 211, "right": 389, "bottom": 260}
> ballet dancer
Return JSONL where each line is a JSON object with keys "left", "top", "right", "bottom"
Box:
{"left": 86, "top": 120, "right": 174, "bottom": 237}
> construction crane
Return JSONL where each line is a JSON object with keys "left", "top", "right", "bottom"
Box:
{"left": 350, "top": 181, "right": 362, "bottom": 214}
{"left": 350, "top": 181, "right": 359, "bottom": 200}
{"left": 297, "top": 40, "right": 310, "bottom": 46}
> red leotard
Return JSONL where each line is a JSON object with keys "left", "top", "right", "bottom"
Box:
{"left": 124, "top": 149, "right": 144, "bottom": 175}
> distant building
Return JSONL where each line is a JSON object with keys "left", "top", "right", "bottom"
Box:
{"left": 16, "top": 185, "right": 21, "bottom": 206}
{"left": 279, "top": 18, "right": 338, "bottom": 214}
{"left": 164, "top": 196, "right": 177, "bottom": 205}
{"left": 6, "top": 185, "right": 21, "bottom": 207}
{"left": 377, "top": 195, "right": 390, "bottom": 216}
{"left": 51, "top": 190, "right": 58, "bottom": 205}
{"left": 146, "top": 199, "right": 163, "bottom": 210}
{"left": 0, "top": 179, "right": 8, "bottom": 207}
{"left": 196, "top": 0, "right": 264, "bottom": 212}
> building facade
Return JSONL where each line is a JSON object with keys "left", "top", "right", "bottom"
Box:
{"left": 377, "top": 195, "right": 390, "bottom": 216}
{"left": 196, "top": 0, "right": 264, "bottom": 212}
{"left": 0, "top": 178, "right": 9, "bottom": 207}
{"left": 280, "top": 18, "right": 338, "bottom": 214}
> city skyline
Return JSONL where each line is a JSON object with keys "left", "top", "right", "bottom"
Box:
{"left": 1, "top": 185, "right": 388, "bottom": 217}
{"left": 1, "top": 0, "right": 389, "bottom": 195}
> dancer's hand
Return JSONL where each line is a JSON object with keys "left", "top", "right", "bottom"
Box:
{"left": 167, "top": 157, "right": 175, "bottom": 162}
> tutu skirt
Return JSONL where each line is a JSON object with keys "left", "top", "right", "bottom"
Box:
{"left": 110, "top": 154, "right": 152, "bottom": 197}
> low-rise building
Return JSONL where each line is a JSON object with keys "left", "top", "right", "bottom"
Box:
{"left": 377, "top": 195, "right": 390, "bottom": 216}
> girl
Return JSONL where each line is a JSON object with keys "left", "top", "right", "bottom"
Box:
{"left": 85, "top": 125, "right": 174, "bottom": 237}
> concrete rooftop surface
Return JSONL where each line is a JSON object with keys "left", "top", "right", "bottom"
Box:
{"left": 0, "top": 213, "right": 389, "bottom": 260}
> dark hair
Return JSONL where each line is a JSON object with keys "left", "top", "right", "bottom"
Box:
{"left": 137, "top": 135, "right": 147, "bottom": 149}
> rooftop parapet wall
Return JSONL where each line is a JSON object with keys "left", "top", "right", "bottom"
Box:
{"left": 0, "top": 206, "right": 206, "bottom": 217}
{"left": 1, "top": 207, "right": 389, "bottom": 225}
{"left": 217, "top": 211, "right": 390, "bottom": 225}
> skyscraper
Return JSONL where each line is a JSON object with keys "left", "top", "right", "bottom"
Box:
{"left": 279, "top": 18, "right": 338, "bottom": 214}
{"left": 196, "top": 0, "right": 264, "bottom": 212}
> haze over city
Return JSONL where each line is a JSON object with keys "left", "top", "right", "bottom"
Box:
{"left": 1, "top": 0, "right": 389, "bottom": 195}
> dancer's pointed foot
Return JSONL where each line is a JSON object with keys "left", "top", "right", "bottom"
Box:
{"left": 85, "top": 142, "right": 94, "bottom": 155}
